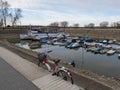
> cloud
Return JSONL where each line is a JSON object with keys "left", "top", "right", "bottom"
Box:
{"left": 64, "top": 0, "right": 120, "bottom": 9}
{"left": 7, "top": 0, "right": 120, "bottom": 9}
{"left": 6, "top": 0, "right": 120, "bottom": 26}
{"left": 21, "top": 8, "right": 120, "bottom": 26}
{"left": 7, "top": 0, "right": 42, "bottom": 8}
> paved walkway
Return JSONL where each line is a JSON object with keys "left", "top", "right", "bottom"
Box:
{"left": 0, "top": 47, "right": 84, "bottom": 90}
{"left": 0, "top": 57, "right": 39, "bottom": 90}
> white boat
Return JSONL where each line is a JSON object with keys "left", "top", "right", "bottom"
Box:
{"left": 102, "top": 45, "right": 112, "bottom": 49}
{"left": 20, "top": 34, "right": 32, "bottom": 40}
{"left": 53, "top": 42, "right": 66, "bottom": 46}
{"left": 118, "top": 54, "right": 120, "bottom": 58}
{"left": 103, "top": 40, "right": 107, "bottom": 44}
{"left": 107, "top": 50, "right": 115, "bottom": 55}
{"left": 67, "top": 42, "right": 80, "bottom": 48}
{"left": 16, "top": 43, "right": 30, "bottom": 49}
{"left": 108, "top": 40, "right": 113, "bottom": 44}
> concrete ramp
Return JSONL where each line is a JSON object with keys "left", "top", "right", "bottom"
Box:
{"left": 33, "top": 74, "right": 84, "bottom": 90}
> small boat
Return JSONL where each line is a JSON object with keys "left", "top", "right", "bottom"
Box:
{"left": 102, "top": 40, "right": 108, "bottom": 44}
{"left": 47, "top": 50, "right": 52, "bottom": 53}
{"left": 32, "top": 35, "right": 41, "bottom": 41}
{"left": 108, "top": 40, "right": 113, "bottom": 44}
{"left": 47, "top": 40, "right": 53, "bottom": 45}
{"left": 102, "top": 45, "right": 112, "bottom": 49}
{"left": 90, "top": 47, "right": 99, "bottom": 52}
{"left": 99, "top": 49, "right": 108, "bottom": 54}
{"left": 86, "top": 47, "right": 92, "bottom": 52}
{"left": 20, "top": 34, "right": 32, "bottom": 40}
{"left": 107, "top": 50, "right": 116, "bottom": 55}
{"left": 116, "top": 49, "right": 120, "bottom": 54}
{"left": 67, "top": 42, "right": 80, "bottom": 48}
{"left": 16, "top": 43, "right": 30, "bottom": 49}
{"left": 94, "top": 49, "right": 101, "bottom": 54}
{"left": 29, "top": 42, "right": 41, "bottom": 49}
{"left": 40, "top": 37, "right": 48, "bottom": 43}
{"left": 118, "top": 54, "right": 120, "bottom": 59}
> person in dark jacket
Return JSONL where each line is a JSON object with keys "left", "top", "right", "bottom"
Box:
{"left": 38, "top": 53, "right": 47, "bottom": 66}
{"left": 70, "top": 60, "right": 75, "bottom": 67}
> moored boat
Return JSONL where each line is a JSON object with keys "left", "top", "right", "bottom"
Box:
{"left": 118, "top": 54, "right": 120, "bottom": 59}
{"left": 94, "top": 49, "right": 101, "bottom": 54}
{"left": 20, "top": 34, "right": 32, "bottom": 40}
{"left": 67, "top": 42, "right": 80, "bottom": 48}
{"left": 116, "top": 49, "right": 120, "bottom": 54}
{"left": 107, "top": 50, "right": 116, "bottom": 55}
{"left": 99, "top": 49, "right": 108, "bottom": 54}
{"left": 29, "top": 42, "right": 41, "bottom": 49}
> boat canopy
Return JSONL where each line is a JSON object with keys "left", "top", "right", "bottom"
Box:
{"left": 85, "top": 37, "right": 93, "bottom": 42}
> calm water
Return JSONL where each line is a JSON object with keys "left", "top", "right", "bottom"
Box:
{"left": 31, "top": 44, "right": 120, "bottom": 78}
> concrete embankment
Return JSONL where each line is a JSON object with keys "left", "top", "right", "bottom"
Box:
{"left": 64, "top": 27, "right": 120, "bottom": 41}
{"left": 0, "top": 41, "right": 82, "bottom": 90}
{"left": 0, "top": 40, "right": 119, "bottom": 90}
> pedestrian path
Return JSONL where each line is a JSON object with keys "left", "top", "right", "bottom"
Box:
{"left": 0, "top": 47, "right": 84, "bottom": 90}
{"left": 0, "top": 57, "right": 39, "bottom": 90}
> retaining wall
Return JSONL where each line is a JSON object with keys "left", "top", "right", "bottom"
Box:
{"left": 65, "top": 27, "right": 120, "bottom": 41}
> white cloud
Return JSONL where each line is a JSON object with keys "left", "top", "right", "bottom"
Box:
{"left": 7, "top": 0, "right": 42, "bottom": 8}
{"left": 6, "top": 0, "right": 120, "bottom": 9}
{"left": 21, "top": 9, "right": 120, "bottom": 26}
{"left": 5, "top": 0, "right": 120, "bottom": 26}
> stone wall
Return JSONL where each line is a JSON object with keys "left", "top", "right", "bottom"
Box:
{"left": 65, "top": 27, "right": 120, "bottom": 41}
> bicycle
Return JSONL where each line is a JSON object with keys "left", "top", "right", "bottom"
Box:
{"left": 38, "top": 53, "right": 51, "bottom": 72}
{"left": 52, "top": 59, "right": 74, "bottom": 84}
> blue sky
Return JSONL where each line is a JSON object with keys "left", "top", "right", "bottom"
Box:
{"left": 7, "top": 0, "right": 120, "bottom": 26}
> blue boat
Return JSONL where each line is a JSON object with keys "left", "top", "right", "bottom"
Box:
{"left": 66, "top": 42, "right": 80, "bottom": 48}
{"left": 85, "top": 37, "right": 93, "bottom": 42}
{"left": 40, "top": 37, "right": 48, "bottom": 43}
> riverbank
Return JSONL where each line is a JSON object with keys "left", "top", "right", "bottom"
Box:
{"left": 0, "top": 40, "right": 120, "bottom": 90}
{"left": 1, "top": 27, "right": 120, "bottom": 41}
{"left": 0, "top": 41, "right": 82, "bottom": 90}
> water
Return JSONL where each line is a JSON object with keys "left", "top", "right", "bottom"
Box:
{"left": 17, "top": 43, "right": 120, "bottom": 78}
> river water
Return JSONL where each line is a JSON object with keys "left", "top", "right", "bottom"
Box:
{"left": 17, "top": 42, "right": 120, "bottom": 78}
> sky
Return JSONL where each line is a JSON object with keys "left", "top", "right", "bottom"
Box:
{"left": 6, "top": 0, "right": 120, "bottom": 26}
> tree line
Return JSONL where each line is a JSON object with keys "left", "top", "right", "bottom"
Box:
{"left": 0, "top": 0, "right": 22, "bottom": 27}
{"left": 49, "top": 21, "right": 120, "bottom": 28}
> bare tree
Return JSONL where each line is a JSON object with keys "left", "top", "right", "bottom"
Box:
{"left": 0, "top": 0, "right": 22, "bottom": 27}
{"left": 60, "top": 21, "right": 68, "bottom": 27}
{"left": 100, "top": 21, "right": 109, "bottom": 27}
{"left": 73, "top": 23, "right": 79, "bottom": 27}
{"left": 84, "top": 23, "right": 94, "bottom": 28}
{"left": 9, "top": 8, "right": 22, "bottom": 26}
{"left": 49, "top": 22, "right": 59, "bottom": 27}
{"left": 88, "top": 23, "right": 94, "bottom": 28}
{"left": 0, "top": 0, "right": 10, "bottom": 27}
{"left": 111, "top": 21, "right": 120, "bottom": 28}
{"left": 0, "top": 19, "right": 3, "bottom": 27}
